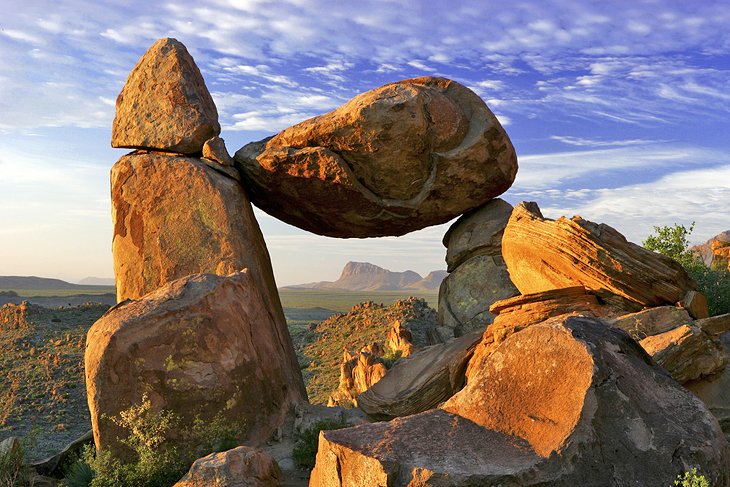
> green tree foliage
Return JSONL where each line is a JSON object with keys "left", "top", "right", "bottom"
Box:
{"left": 643, "top": 223, "right": 730, "bottom": 316}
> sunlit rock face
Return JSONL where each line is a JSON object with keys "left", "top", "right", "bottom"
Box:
{"left": 502, "top": 201, "right": 700, "bottom": 313}
{"left": 111, "top": 38, "right": 220, "bottom": 154}
{"left": 85, "top": 271, "right": 307, "bottom": 459}
{"left": 694, "top": 230, "right": 730, "bottom": 271}
{"left": 310, "top": 316, "right": 730, "bottom": 486}
{"left": 235, "top": 76, "right": 518, "bottom": 238}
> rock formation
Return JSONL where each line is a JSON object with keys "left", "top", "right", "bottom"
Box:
{"left": 688, "top": 323, "right": 730, "bottom": 439}
{"left": 438, "top": 199, "right": 519, "bottom": 335}
{"left": 502, "top": 201, "right": 703, "bottom": 315}
{"left": 111, "top": 38, "right": 220, "bottom": 154}
{"left": 695, "top": 230, "right": 730, "bottom": 271}
{"left": 357, "top": 330, "right": 482, "bottom": 420}
{"left": 235, "top": 76, "right": 517, "bottom": 238}
{"left": 328, "top": 346, "right": 388, "bottom": 407}
{"left": 85, "top": 271, "right": 306, "bottom": 457}
{"left": 311, "top": 316, "right": 730, "bottom": 486}
{"left": 173, "top": 446, "right": 282, "bottom": 487}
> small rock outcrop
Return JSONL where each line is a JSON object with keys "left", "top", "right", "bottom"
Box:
{"left": 111, "top": 38, "right": 220, "bottom": 154}
{"left": 235, "top": 76, "right": 517, "bottom": 238}
{"left": 502, "top": 202, "right": 702, "bottom": 314}
{"left": 173, "top": 446, "right": 282, "bottom": 487}
{"left": 438, "top": 199, "right": 519, "bottom": 334}
{"left": 311, "top": 317, "right": 730, "bottom": 486}
{"left": 328, "top": 346, "right": 388, "bottom": 407}
{"left": 694, "top": 230, "right": 730, "bottom": 271}
{"left": 357, "top": 330, "right": 482, "bottom": 420}
{"left": 85, "top": 271, "right": 306, "bottom": 458}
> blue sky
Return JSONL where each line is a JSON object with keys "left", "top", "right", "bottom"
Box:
{"left": 1, "top": 0, "right": 729, "bottom": 285}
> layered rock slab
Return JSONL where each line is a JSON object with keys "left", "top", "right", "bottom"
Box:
{"left": 85, "top": 271, "right": 306, "bottom": 457}
{"left": 111, "top": 151, "right": 276, "bottom": 305}
{"left": 235, "top": 76, "right": 517, "bottom": 238}
{"left": 112, "top": 38, "right": 220, "bottom": 154}
{"left": 502, "top": 202, "right": 700, "bottom": 312}
{"left": 357, "top": 330, "right": 482, "bottom": 420}
{"left": 311, "top": 317, "right": 730, "bottom": 486}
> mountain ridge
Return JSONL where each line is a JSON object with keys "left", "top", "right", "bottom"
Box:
{"left": 284, "top": 262, "right": 446, "bottom": 291}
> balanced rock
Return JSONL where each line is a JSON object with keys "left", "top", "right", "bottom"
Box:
{"left": 311, "top": 316, "right": 730, "bottom": 486}
{"left": 202, "top": 136, "right": 234, "bottom": 166}
{"left": 112, "top": 38, "right": 220, "bottom": 154}
{"left": 173, "top": 446, "right": 282, "bottom": 487}
{"left": 85, "top": 271, "right": 306, "bottom": 457}
{"left": 502, "top": 202, "right": 700, "bottom": 313}
{"left": 640, "top": 325, "right": 727, "bottom": 383}
{"left": 111, "top": 152, "right": 274, "bottom": 304}
{"left": 235, "top": 76, "right": 517, "bottom": 238}
{"left": 357, "top": 330, "right": 482, "bottom": 420}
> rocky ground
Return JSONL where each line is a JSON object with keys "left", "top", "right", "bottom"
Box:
{"left": 0, "top": 301, "right": 109, "bottom": 462}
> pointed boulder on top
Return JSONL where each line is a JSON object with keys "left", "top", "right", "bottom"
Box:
{"left": 112, "top": 38, "right": 220, "bottom": 154}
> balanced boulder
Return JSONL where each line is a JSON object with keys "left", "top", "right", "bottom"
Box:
{"left": 112, "top": 38, "right": 220, "bottom": 154}
{"left": 311, "top": 316, "right": 730, "bottom": 486}
{"left": 85, "top": 271, "right": 306, "bottom": 458}
{"left": 235, "top": 77, "right": 517, "bottom": 238}
{"left": 502, "top": 202, "right": 700, "bottom": 313}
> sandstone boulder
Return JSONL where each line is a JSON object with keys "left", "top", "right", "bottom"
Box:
{"left": 203, "top": 136, "right": 234, "bottom": 166}
{"left": 442, "top": 198, "right": 514, "bottom": 272}
{"left": 688, "top": 332, "right": 730, "bottom": 437}
{"left": 502, "top": 202, "right": 699, "bottom": 313}
{"left": 173, "top": 446, "right": 281, "bottom": 487}
{"left": 311, "top": 316, "right": 730, "bottom": 486}
{"left": 235, "top": 76, "right": 517, "bottom": 238}
{"left": 465, "top": 286, "right": 621, "bottom": 381}
{"left": 112, "top": 38, "right": 220, "bottom": 153}
{"left": 609, "top": 306, "right": 692, "bottom": 340}
{"left": 640, "top": 325, "right": 727, "bottom": 383}
{"left": 696, "top": 313, "right": 730, "bottom": 336}
{"left": 85, "top": 271, "right": 306, "bottom": 458}
{"left": 111, "top": 152, "right": 275, "bottom": 306}
{"left": 357, "top": 330, "right": 482, "bottom": 420}
{"left": 438, "top": 254, "right": 519, "bottom": 335}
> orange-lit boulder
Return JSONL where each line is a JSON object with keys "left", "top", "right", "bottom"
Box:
{"left": 112, "top": 38, "right": 219, "bottom": 154}
{"left": 235, "top": 77, "right": 517, "bottom": 238}
{"left": 502, "top": 202, "right": 700, "bottom": 313}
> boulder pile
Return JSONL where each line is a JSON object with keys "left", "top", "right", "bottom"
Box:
{"left": 84, "top": 36, "right": 730, "bottom": 486}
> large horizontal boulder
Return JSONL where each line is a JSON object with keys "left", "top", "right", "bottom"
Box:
{"left": 173, "top": 446, "right": 281, "bottom": 487}
{"left": 111, "top": 152, "right": 276, "bottom": 306}
{"left": 608, "top": 306, "right": 692, "bottom": 340}
{"left": 85, "top": 271, "right": 306, "bottom": 458}
{"left": 357, "top": 330, "right": 482, "bottom": 420}
{"left": 235, "top": 77, "right": 517, "bottom": 238}
{"left": 112, "top": 38, "right": 220, "bottom": 154}
{"left": 502, "top": 202, "right": 700, "bottom": 313}
{"left": 311, "top": 316, "right": 730, "bottom": 486}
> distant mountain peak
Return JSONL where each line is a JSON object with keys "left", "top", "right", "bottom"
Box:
{"left": 285, "top": 262, "right": 445, "bottom": 291}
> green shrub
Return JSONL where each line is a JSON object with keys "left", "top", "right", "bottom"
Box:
{"left": 63, "top": 394, "right": 246, "bottom": 487}
{"left": 673, "top": 467, "right": 710, "bottom": 487}
{"left": 381, "top": 348, "right": 403, "bottom": 369}
{"left": 643, "top": 223, "right": 730, "bottom": 316}
{"left": 292, "top": 417, "right": 351, "bottom": 470}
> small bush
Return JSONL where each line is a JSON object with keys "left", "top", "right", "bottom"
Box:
{"left": 63, "top": 394, "right": 246, "bottom": 487}
{"left": 673, "top": 467, "right": 710, "bottom": 487}
{"left": 381, "top": 348, "right": 403, "bottom": 369}
{"left": 643, "top": 223, "right": 730, "bottom": 316}
{"left": 292, "top": 417, "right": 351, "bottom": 470}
